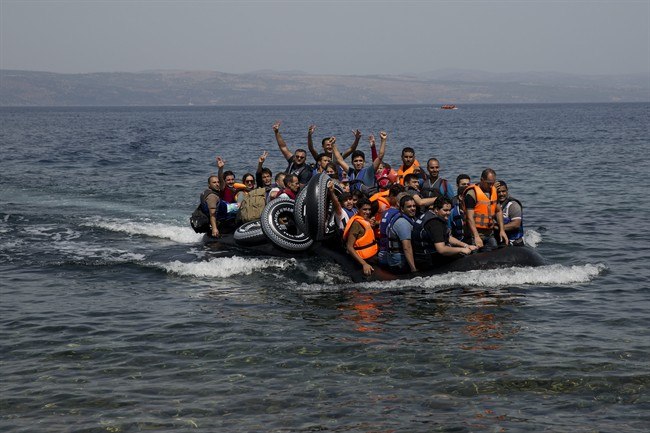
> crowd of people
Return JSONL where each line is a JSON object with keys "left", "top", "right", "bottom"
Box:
{"left": 197, "top": 122, "right": 525, "bottom": 276}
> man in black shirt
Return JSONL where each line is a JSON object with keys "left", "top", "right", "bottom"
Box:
{"left": 412, "top": 196, "right": 477, "bottom": 268}
{"left": 272, "top": 121, "right": 313, "bottom": 187}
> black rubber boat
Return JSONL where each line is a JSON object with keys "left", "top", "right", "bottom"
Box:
{"left": 200, "top": 173, "right": 547, "bottom": 283}
{"left": 204, "top": 232, "right": 547, "bottom": 283}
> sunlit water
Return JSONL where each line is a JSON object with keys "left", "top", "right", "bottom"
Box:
{"left": 1, "top": 104, "right": 649, "bottom": 432}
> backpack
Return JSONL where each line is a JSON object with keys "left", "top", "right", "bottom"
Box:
{"left": 237, "top": 187, "right": 267, "bottom": 223}
{"left": 190, "top": 204, "right": 210, "bottom": 233}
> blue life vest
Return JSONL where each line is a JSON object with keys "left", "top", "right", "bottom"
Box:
{"left": 378, "top": 208, "right": 400, "bottom": 253}
{"left": 200, "top": 189, "right": 232, "bottom": 221}
{"left": 421, "top": 177, "right": 455, "bottom": 200}
{"left": 448, "top": 203, "right": 465, "bottom": 241}
{"left": 386, "top": 213, "right": 414, "bottom": 254}
{"left": 343, "top": 207, "right": 357, "bottom": 218}
{"left": 347, "top": 167, "right": 375, "bottom": 194}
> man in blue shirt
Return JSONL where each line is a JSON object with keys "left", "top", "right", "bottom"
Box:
{"left": 379, "top": 195, "right": 418, "bottom": 274}
{"left": 332, "top": 131, "right": 387, "bottom": 194}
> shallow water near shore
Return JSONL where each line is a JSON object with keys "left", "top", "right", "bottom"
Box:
{"left": 1, "top": 103, "right": 649, "bottom": 432}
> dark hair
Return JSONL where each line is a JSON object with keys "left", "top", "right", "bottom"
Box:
{"left": 321, "top": 137, "right": 331, "bottom": 146}
{"left": 399, "top": 194, "right": 415, "bottom": 209}
{"left": 351, "top": 150, "right": 365, "bottom": 161}
{"left": 382, "top": 162, "right": 392, "bottom": 170}
{"left": 497, "top": 180, "right": 508, "bottom": 189}
{"left": 339, "top": 192, "right": 352, "bottom": 202}
{"left": 357, "top": 198, "right": 371, "bottom": 210}
{"left": 427, "top": 157, "right": 440, "bottom": 166}
{"left": 242, "top": 172, "right": 255, "bottom": 183}
{"left": 325, "top": 162, "right": 339, "bottom": 179}
{"left": 275, "top": 172, "right": 286, "bottom": 182}
{"left": 317, "top": 152, "right": 330, "bottom": 162}
{"left": 404, "top": 173, "right": 419, "bottom": 184}
{"left": 223, "top": 170, "right": 235, "bottom": 179}
{"left": 401, "top": 147, "right": 415, "bottom": 156}
{"left": 433, "top": 195, "right": 452, "bottom": 210}
{"left": 208, "top": 175, "right": 219, "bottom": 184}
{"left": 456, "top": 173, "right": 470, "bottom": 186}
{"left": 261, "top": 167, "right": 272, "bottom": 177}
{"left": 352, "top": 190, "right": 365, "bottom": 200}
{"left": 481, "top": 168, "right": 496, "bottom": 180}
{"left": 388, "top": 183, "right": 405, "bottom": 197}
{"left": 294, "top": 148, "right": 307, "bottom": 156}
{"left": 284, "top": 174, "right": 298, "bottom": 184}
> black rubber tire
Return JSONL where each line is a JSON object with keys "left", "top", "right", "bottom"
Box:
{"left": 304, "top": 173, "right": 332, "bottom": 241}
{"left": 293, "top": 186, "right": 309, "bottom": 235}
{"left": 233, "top": 220, "right": 267, "bottom": 246}
{"left": 261, "top": 198, "right": 314, "bottom": 252}
{"left": 324, "top": 209, "right": 338, "bottom": 238}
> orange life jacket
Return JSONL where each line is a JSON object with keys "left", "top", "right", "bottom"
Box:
{"left": 466, "top": 184, "right": 497, "bottom": 231}
{"left": 397, "top": 159, "right": 420, "bottom": 185}
{"left": 369, "top": 190, "right": 390, "bottom": 235}
{"left": 369, "top": 190, "right": 389, "bottom": 206}
{"left": 342, "top": 215, "right": 378, "bottom": 259}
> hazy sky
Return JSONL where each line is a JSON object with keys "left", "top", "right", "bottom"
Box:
{"left": 1, "top": 0, "right": 648, "bottom": 75}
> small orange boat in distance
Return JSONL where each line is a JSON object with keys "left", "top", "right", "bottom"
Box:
{"left": 440, "top": 104, "right": 457, "bottom": 110}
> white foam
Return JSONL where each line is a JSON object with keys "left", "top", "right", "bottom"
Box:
{"left": 84, "top": 218, "right": 203, "bottom": 244}
{"left": 524, "top": 229, "right": 542, "bottom": 248}
{"left": 54, "top": 240, "right": 146, "bottom": 263}
{"left": 22, "top": 225, "right": 82, "bottom": 241}
{"left": 360, "top": 263, "right": 606, "bottom": 290}
{"left": 157, "top": 256, "right": 295, "bottom": 278}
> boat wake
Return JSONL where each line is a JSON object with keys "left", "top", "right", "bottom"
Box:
{"left": 154, "top": 256, "right": 296, "bottom": 278}
{"left": 289, "top": 263, "right": 605, "bottom": 293}
{"left": 83, "top": 217, "right": 203, "bottom": 244}
{"left": 361, "top": 263, "right": 606, "bottom": 289}
{"left": 79, "top": 217, "right": 597, "bottom": 289}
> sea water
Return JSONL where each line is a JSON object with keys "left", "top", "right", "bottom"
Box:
{"left": 1, "top": 103, "right": 649, "bottom": 432}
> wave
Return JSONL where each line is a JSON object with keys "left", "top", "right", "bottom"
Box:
{"left": 155, "top": 256, "right": 296, "bottom": 278}
{"left": 83, "top": 218, "right": 202, "bottom": 244}
{"left": 276, "top": 262, "right": 606, "bottom": 295}
{"left": 361, "top": 263, "right": 606, "bottom": 290}
{"left": 524, "top": 229, "right": 542, "bottom": 248}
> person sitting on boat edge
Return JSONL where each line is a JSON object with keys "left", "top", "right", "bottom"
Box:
{"left": 272, "top": 121, "right": 313, "bottom": 187}
{"left": 496, "top": 180, "right": 525, "bottom": 246}
{"left": 448, "top": 174, "right": 471, "bottom": 243}
{"left": 216, "top": 157, "right": 246, "bottom": 219}
{"left": 199, "top": 176, "right": 236, "bottom": 237}
{"left": 332, "top": 131, "right": 387, "bottom": 194}
{"left": 216, "top": 157, "right": 244, "bottom": 204}
{"left": 378, "top": 194, "right": 418, "bottom": 274}
{"left": 464, "top": 168, "right": 509, "bottom": 250}
{"left": 276, "top": 174, "right": 300, "bottom": 200}
{"left": 412, "top": 196, "right": 477, "bottom": 269}
{"left": 421, "top": 158, "right": 456, "bottom": 201}
{"left": 342, "top": 198, "right": 379, "bottom": 276}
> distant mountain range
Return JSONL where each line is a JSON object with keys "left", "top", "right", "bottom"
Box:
{"left": 1, "top": 69, "right": 648, "bottom": 106}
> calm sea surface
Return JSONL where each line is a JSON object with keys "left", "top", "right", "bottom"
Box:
{"left": 1, "top": 104, "right": 649, "bottom": 432}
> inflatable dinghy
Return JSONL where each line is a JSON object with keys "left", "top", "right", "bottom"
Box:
{"left": 202, "top": 173, "right": 547, "bottom": 282}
